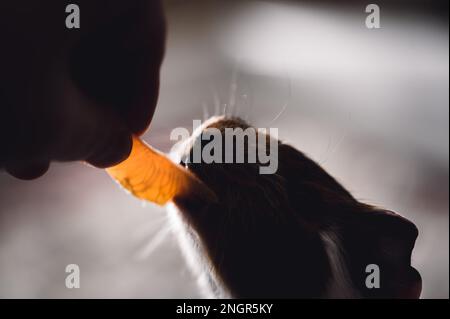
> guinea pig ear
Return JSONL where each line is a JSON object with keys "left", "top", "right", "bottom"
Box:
{"left": 338, "top": 208, "right": 422, "bottom": 299}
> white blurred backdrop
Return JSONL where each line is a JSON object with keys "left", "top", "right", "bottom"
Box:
{"left": 0, "top": 0, "right": 448, "bottom": 298}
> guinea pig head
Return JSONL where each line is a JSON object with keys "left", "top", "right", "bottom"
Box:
{"left": 173, "top": 116, "right": 421, "bottom": 299}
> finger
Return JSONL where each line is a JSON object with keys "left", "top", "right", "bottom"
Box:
{"left": 86, "top": 129, "right": 133, "bottom": 168}
{"left": 69, "top": 0, "right": 166, "bottom": 136}
{"left": 5, "top": 160, "right": 50, "bottom": 180}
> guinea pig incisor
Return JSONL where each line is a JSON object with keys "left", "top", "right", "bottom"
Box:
{"left": 168, "top": 116, "right": 421, "bottom": 299}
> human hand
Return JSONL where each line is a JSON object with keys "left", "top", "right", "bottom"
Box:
{"left": 0, "top": 0, "right": 166, "bottom": 179}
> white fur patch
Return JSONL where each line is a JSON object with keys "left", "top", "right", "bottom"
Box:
{"left": 167, "top": 203, "right": 230, "bottom": 298}
{"left": 320, "top": 230, "right": 360, "bottom": 299}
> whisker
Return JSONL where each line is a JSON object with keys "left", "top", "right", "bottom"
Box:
{"left": 319, "top": 135, "right": 334, "bottom": 165}
{"left": 223, "top": 103, "right": 228, "bottom": 116}
{"left": 134, "top": 223, "right": 172, "bottom": 260}
{"left": 228, "top": 67, "right": 239, "bottom": 117}
{"left": 244, "top": 85, "right": 255, "bottom": 122}
{"left": 268, "top": 75, "right": 292, "bottom": 126}
{"left": 320, "top": 112, "right": 352, "bottom": 164}
{"left": 131, "top": 214, "right": 167, "bottom": 241}
{"left": 202, "top": 102, "right": 210, "bottom": 121}
{"left": 210, "top": 86, "right": 221, "bottom": 116}
{"left": 269, "top": 101, "right": 288, "bottom": 125}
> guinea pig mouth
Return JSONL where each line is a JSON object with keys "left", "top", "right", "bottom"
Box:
{"left": 381, "top": 265, "right": 422, "bottom": 299}
{"left": 401, "top": 267, "right": 422, "bottom": 299}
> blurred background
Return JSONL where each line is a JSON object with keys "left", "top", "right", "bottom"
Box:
{"left": 0, "top": 0, "right": 448, "bottom": 298}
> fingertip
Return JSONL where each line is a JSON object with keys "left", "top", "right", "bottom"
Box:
{"left": 125, "top": 78, "right": 159, "bottom": 136}
{"left": 86, "top": 131, "right": 133, "bottom": 168}
{"left": 5, "top": 160, "right": 50, "bottom": 180}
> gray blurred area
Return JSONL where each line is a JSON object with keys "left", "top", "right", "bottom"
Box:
{"left": 0, "top": 0, "right": 448, "bottom": 298}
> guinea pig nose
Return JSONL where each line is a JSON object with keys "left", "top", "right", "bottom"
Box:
{"left": 68, "top": 4, "right": 165, "bottom": 135}
{"left": 367, "top": 210, "right": 419, "bottom": 264}
{"left": 379, "top": 211, "right": 419, "bottom": 244}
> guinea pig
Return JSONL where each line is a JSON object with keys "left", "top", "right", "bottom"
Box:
{"left": 168, "top": 115, "right": 422, "bottom": 299}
